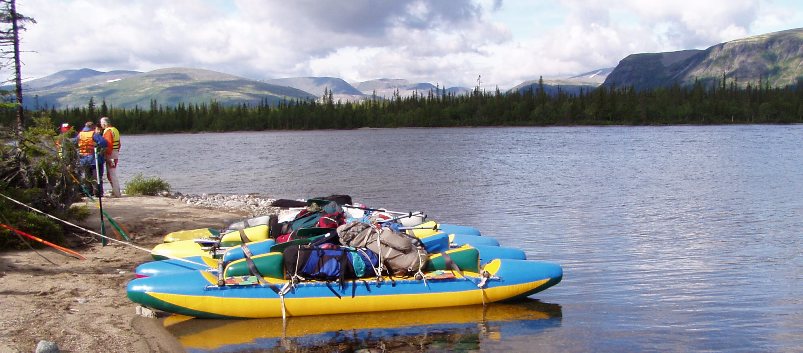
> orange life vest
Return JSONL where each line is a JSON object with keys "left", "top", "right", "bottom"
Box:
{"left": 77, "top": 130, "right": 95, "bottom": 155}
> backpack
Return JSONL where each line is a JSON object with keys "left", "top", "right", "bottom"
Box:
{"left": 283, "top": 244, "right": 380, "bottom": 284}
{"left": 275, "top": 201, "right": 345, "bottom": 243}
{"left": 337, "top": 221, "right": 428, "bottom": 277}
{"left": 350, "top": 247, "right": 380, "bottom": 278}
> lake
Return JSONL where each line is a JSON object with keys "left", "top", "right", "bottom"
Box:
{"left": 120, "top": 125, "right": 802, "bottom": 352}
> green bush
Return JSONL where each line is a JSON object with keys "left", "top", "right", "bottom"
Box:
{"left": 68, "top": 204, "right": 91, "bottom": 220}
{"left": 124, "top": 174, "right": 171, "bottom": 196}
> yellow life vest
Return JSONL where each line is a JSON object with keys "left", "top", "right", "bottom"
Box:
{"left": 103, "top": 127, "right": 121, "bottom": 150}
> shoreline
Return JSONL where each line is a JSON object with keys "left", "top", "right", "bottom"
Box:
{"left": 0, "top": 195, "right": 268, "bottom": 353}
{"left": 103, "top": 123, "right": 803, "bottom": 137}
{"left": 171, "top": 192, "right": 282, "bottom": 217}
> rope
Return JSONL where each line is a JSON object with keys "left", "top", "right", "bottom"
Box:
{"left": 373, "top": 227, "right": 385, "bottom": 280}
{"left": 0, "top": 192, "right": 212, "bottom": 270}
{"left": 478, "top": 270, "right": 492, "bottom": 306}
{"left": 279, "top": 282, "right": 291, "bottom": 321}
{"left": 289, "top": 246, "right": 306, "bottom": 284}
{"left": 357, "top": 247, "right": 382, "bottom": 279}
{"left": 280, "top": 291, "right": 287, "bottom": 321}
{"left": 413, "top": 247, "right": 426, "bottom": 282}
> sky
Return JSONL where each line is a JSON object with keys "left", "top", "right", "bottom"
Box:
{"left": 9, "top": 0, "right": 803, "bottom": 89}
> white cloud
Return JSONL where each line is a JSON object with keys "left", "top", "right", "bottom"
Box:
{"left": 8, "top": 0, "right": 802, "bottom": 89}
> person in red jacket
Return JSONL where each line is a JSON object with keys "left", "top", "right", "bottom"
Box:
{"left": 55, "top": 123, "right": 73, "bottom": 158}
{"left": 100, "top": 117, "right": 122, "bottom": 197}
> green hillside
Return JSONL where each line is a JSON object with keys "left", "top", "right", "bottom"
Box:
{"left": 23, "top": 67, "right": 315, "bottom": 109}
{"left": 604, "top": 28, "right": 803, "bottom": 90}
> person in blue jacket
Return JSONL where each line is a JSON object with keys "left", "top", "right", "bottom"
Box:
{"left": 75, "top": 121, "right": 108, "bottom": 197}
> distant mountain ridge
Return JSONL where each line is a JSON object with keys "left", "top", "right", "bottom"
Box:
{"left": 23, "top": 68, "right": 141, "bottom": 91}
{"left": 603, "top": 28, "right": 803, "bottom": 90}
{"left": 265, "top": 77, "right": 364, "bottom": 99}
{"left": 14, "top": 27, "right": 801, "bottom": 109}
{"left": 353, "top": 78, "right": 470, "bottom": 98}
{"left": 17, "top": 68, "right": 477, "bottom": 109}
{"left": 19, "top": 67, "right": 315, "bottom": 109}
{"left": 510, "top": 68, "right": 614, "bottom": 95}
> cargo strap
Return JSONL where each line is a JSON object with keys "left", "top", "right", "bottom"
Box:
{"left": 439, "top": 250, "right": 484, "bottom": 303}
{"left": 439, "top": 251, "right": 466, "bottom": 279}
{"left": 268, "top": 215, "right": 279, "bottom": 239}
{"left": 240, "top": 244, "right": 292, "bottom": 316}
{"left": 240, "top": 244, "right": 268, "bottom": 286}
{"left": 352, "top": 279, "right": 371, "bottom": 298}
{"left": 325, "top": 282, "right": 342, "bottom": 299}
{"left": 238, "top": 229, "right": 251, "bottom": 243}
{"left": 381, "top": 258, "right": 397, "bottom": 287}
{"left": 403, "top": 229, "right": 425, "bottom": 248}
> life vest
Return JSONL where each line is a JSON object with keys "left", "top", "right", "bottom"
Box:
{"left": 103, "top": 127, "right": 121, "bottom": 151}
{"left": 77, "top": 130, "right": 95, "bottom": 155}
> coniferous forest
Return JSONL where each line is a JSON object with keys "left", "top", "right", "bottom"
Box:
{"left": 3, "top": 78, "right": 802, "bottom": 134}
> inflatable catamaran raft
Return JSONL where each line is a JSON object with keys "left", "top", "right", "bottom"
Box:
{"left": 127, "top": 198, "right": 562, "bottom": 319}
{"left": 127, "top": 258, "right": 562, "bottom": 319}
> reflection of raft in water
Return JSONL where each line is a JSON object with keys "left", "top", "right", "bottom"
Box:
{"left": 164, "top": 299, "right": 562, "bottom": 352}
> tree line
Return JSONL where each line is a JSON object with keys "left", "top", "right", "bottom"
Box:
{"left": 2, "top": 77, "right": 802, "bottom": 134}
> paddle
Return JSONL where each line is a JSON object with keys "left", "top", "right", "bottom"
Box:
{"left": 0, "top": 223, "right": 85, "bottom": 259}
{"left": 375, "top": 211, "right": 426, "bottom": 223}
{"left": 54, "top": 136, "right": 131, "bottom": 241}
{"left": 67, "top": 170, "right": 131, "bottom": 241}
{"left": 270, "top": 194, "right": 352, "bottom": 208}
{"left": 270, "top": 198, "right": 420, "bottom": 216}
{"left": 269, "top": 199, "right": 308, "bottom": 208}
{"left": 341, "top": 204, "right": 422, "bottom": 216}
{"left": 94, "top": 146, "right": 107, "bottom": 246}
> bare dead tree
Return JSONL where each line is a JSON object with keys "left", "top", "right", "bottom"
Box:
{"left": 0, "top": 0, "right": 35, "bottom": 140}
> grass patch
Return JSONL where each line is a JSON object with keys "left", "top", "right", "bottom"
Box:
{"left": 124, "top": 174, "right": 171, "bottom": 196}
{"left": 68, "top": 204, "right": 92, "bottom": 220}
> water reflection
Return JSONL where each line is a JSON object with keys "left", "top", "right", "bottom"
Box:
{"left": 163, "top": 299, "right": 562, "bottom": 352}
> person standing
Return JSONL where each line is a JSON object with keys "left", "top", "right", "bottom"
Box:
{"left": 55, "top": 123, "right": 72, "bottom": 158}
{"left": 100, "top": 117, "right": 122, "bottom": 197}
{"left": 76, "top": 121, "right": 107, "bottom": 197}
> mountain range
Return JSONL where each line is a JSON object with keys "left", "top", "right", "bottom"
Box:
{"left": 603, "top": 28, "right": 802, "bottom": 90}
{"left": 12, "top": 28, "right": 801, "bottom": 110}
{"left": 510, "top": 68, "right": 615, "bottom": 95}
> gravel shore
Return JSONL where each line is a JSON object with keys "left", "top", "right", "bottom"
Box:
{"left": 172, "top": 192, "right": 284, "bottom": 217}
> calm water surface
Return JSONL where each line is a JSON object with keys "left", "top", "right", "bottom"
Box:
{"left": 120, "top": 126, "right": 802, "bottom": 352}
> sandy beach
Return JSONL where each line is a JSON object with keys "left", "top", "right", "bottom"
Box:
{"left": 0, "top": 196, "right": 253, "bottom": 353}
